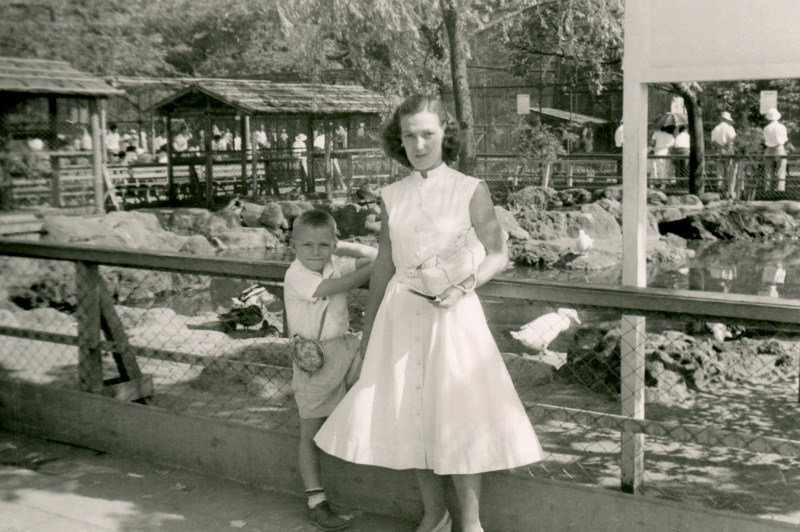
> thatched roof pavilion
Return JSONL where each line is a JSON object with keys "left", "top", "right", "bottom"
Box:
{"left": 0, "top": 57, "right": 124, "bottom": 212}
{"left": 150, "top": 79, "right": 386, "bottom": 202}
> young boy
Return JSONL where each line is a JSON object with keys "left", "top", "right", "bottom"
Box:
{"left": 283, "top": 209, "right": 376, "bottom": 530}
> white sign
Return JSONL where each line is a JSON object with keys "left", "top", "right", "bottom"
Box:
{"left": 516, "top": 94, "right": 530, "bottom": 115}
{"left": 760, "top": 90, "right": 778, "bottom": 115}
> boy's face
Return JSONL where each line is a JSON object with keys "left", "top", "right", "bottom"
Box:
{"left": 293, "top": 225, "right": 336, "bottom": 272}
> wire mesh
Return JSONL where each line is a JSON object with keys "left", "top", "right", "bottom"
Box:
{"left": 0, "top": 252, "right": 799, "bottom": 523}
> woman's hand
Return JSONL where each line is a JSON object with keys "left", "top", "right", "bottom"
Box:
{"left": 430, "top": 285, "right": 468, "bottom": 309}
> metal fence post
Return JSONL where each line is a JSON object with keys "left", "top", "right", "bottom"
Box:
{"left": 75, "top": 261, "right": 103, "bottom": 392}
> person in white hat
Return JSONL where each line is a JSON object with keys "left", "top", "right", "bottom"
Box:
{"left": 710, "top": 111, "right": 737, "bottom": 195}
{"left": 762, "top": 108, "right": 790, "bottom": 192}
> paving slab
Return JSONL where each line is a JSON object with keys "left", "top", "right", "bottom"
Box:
{"left": 0, "top": 430, "right": 415, "bottom": 532}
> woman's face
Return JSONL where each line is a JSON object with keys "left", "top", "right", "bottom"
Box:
{"left": 400, "top": 110, "right": 445, "bottom": 171}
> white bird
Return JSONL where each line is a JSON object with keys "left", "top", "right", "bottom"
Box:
{"left": 575, "top": 229, "right": 593, "bottom": 254}
{"left": 510, "top": 308, "right": 581, "bottom": 353}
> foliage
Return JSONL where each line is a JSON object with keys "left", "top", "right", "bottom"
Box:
{"left": 0, "top": 1, "right": 171, "bottom": 76}
{"left": 0, "top": 142, "right": 52, "bottom": 181}
{"left": 504, "top": 0, "right": 624, "bottom": 95}
{"left": 511, "top": 117, "right": 566, "bottom": 165}
{"left": 141, "top": 0, "right": 300, "bottom": 77}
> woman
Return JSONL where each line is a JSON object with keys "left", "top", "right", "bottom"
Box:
{"left": 315, "top": 94, "right": 542, "bottom": 532}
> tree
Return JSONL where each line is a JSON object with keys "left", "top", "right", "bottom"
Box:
{"left": 668, "top": 83, "right": 705, "bottom": 194}
{"left": 0, "top": 1, "right": 171, "bottom": 76}
{"left": 442, "top": 0, "right": 477, "bottom": 173}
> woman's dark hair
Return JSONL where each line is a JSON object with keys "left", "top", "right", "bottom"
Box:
{"left": 382, "top": 94, "right": 461, "bottom": 168}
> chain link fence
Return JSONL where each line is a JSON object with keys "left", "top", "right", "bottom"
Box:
{"left": 0, "top": 246, "right": 799, "bottom": 524}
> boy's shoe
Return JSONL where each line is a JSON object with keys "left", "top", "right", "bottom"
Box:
{"left": 306, "top": 500, "right": 350, "bottom": 530}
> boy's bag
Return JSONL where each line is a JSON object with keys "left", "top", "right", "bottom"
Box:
{"left": 403, "top": 227, "right": 486, "bottom": 297}
{"left": 290, "top": 305, "right": 362, "bottom": 387}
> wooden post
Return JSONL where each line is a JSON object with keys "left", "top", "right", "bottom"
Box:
{"left": 241, "top": 114, "right": 249, "bottom": 196}
{"left": 204, "top": 110, "right": 213, "bottom": 207}
{"left": 250, "top": 119, "right": 259, "bottom": 197}
{"left": 620, "top": 0, "right": 649, "bottom": 494}
{"left": 75, "top": 261, "right": 103, "bottom": 392}
{"left": 306, "top": 117, "right": 315, "bottom": 193}
{"left": 50, "top": 154, "right": 61, "bottom": 208}
{"left": 324, "top": 120, "right": 333, "bottom": 198}
{"left": 166, "top": 116, "right": 175, "bottom": 204}
{"left": 89, "top": 99, "right": 105, "bottom": 214}
{"left": 48, "top": 97, "right": 57, "bottom": 148}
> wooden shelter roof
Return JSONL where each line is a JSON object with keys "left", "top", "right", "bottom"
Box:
{"left": 0, "top": 57, "right": 124, "bottom": 97}
{"left": 151, "top": 79, "right": 386, "bottom": 115}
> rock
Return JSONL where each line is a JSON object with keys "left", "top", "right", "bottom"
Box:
{"left": 578, "top": 203, "right": 621, "bottom": 240}
{"left": 259, "top": 202, "right": 289, "bottom": 230}
{"left": 597, "top": 185, "right": 623, "bottom": 202}
{"left": 507, "top": 186, "right": 555, "bottom": 210}
{"left": 211, "top": 227, "right": 280, "bottom": 250}
{"left": 355, "top": 183, "right": 381, "bottom": 204}
{"left": 699, "top": 192, "right": 722, "bottom": 204}
{"left": 559, "top": 188, "right": 593, "bottom": 207}
{"left": 495, "top": 206, "right": 530, "bottom": 240}
{"left": 239, "top": 202, "right": 265, "bottom": 227}
{"left": 681, "top": 194, "right": 703, "bottom": 206}
{"left": 178, "top": 235, "right": 216, "bottom": 256}
{"left": 278, "top": 200, "right": 314, "bottom": 225}
{"left": 330, "top": 203, "right": 362, "bottom": 237}
{"left": 647, "top": 190, "right": 668, "bottom": 205}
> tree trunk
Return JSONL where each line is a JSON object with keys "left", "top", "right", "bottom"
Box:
{"left": 671, "top": 84, "right": 705, "bottom": 195}
{"left": 441, "top": 0, "right": 477, "bottom": 175}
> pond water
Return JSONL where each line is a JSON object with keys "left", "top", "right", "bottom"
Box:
{"left": 225, "top": 238, "right": 800, "bottom": 299}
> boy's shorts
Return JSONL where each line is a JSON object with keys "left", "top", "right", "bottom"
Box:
{"left": 292, "top": 332, "right": 362, "bottom": 419}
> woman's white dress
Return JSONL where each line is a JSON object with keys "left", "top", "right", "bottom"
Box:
{"left": 314, "top": 164, "right": 542, "bottom": 474}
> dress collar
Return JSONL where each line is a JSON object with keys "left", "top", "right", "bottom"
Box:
{"left": 411, "top": 162, "right": 449, "bottom": 184}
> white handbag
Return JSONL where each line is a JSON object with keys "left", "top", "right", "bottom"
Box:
{"left": 404, "top": 227, "right": 486, "bottom": 297}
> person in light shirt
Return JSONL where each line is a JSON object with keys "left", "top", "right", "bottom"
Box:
{"left": 711, "top": 111, "right": 736, "bottom": 192}
{"left": 672, "top": 126, "right": 690, "bottom": 179}
{"left": 614, "top": 120, "right": 623, "bottom": 178}
{"left": 762, "top": 108, "right": 790, "bottom": 192}
{"left": 650, "top": 125, "right": 675, "bottom": 183}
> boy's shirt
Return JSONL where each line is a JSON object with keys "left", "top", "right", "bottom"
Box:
{"left": 284, "top": 255, "right": 357, "bottom": 341}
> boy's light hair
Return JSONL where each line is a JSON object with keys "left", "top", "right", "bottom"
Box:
{"left": 292, "top": 209, "right": 337, "bottom": 237}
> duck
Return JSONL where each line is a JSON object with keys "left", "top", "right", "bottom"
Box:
{"left": 510, "top": 308, "right": 581, "bottom": 353}
{"left": 218, "top": 284, "right": 277, "bottom": 332}
{"left": 219, "top": 305, "right": 264, "bottom": 331}
{"left": 575, "top": 229, "right": 593, "bottom": 254}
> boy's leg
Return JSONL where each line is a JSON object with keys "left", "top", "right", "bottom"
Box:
{"left": 299, "top": 416, "right": 349, "bottom": 530}
{"left": 299, "top": 417, "right": 326, "bottom": 490}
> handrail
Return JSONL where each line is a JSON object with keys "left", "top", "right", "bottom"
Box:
{"left": 4, "top": 239, "right": 800, "bottom": 323}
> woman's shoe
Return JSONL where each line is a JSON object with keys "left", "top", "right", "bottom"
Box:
{"left": 431, "top": 512, "right": 452, "bottom": 532}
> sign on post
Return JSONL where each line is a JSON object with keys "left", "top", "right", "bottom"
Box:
{"left": 516, "top": 94, "right": 530, "bottom": 115}
{"left": 760, "top": 90, "right": 778, "bottom": 114}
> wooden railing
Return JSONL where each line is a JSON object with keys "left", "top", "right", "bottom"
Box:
{"left": 6, "top": 151, "right": 800, "bottom": 210}
{"left": 1, "top": 239, "right": 800, "bottom": 495}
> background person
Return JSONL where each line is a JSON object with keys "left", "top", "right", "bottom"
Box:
{"left": 762, "top": 107, "right": 791, "bottom": 192}
{"left": 710, "top": 111, "right": 736, "bottom": 193}
{"left": 650, "top": 125, "right": 675, "bottom": 184}
{"left": 671, "top": 125, "right": 690, "bottom": 180}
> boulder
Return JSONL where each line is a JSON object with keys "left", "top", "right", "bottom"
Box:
{"left": 494, "top": 206, "right": 530, "bottom": 240}
{"left": 259, "top": 202, "right": 289, "bottom": 230}
{"left": 179, "top": 235, "right": 216, "bottom": 256}
{"left": 278, "top": 200, "right": 314, "bottom": 225}
{"left": 211, "top": 227, "right": 280, "bottom": 250}
{"left": 240, "top": 202, "right": 265, "bottom": 227}
{"left": 647, "top": 189, "right": 668, "bottom": 205}
{"left": 507, "top": 186, "right": 555, "bottom": 210}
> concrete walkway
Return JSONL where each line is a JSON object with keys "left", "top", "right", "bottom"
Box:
{"left": 0, "top": 430, "right": 415, "bottom": 531}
